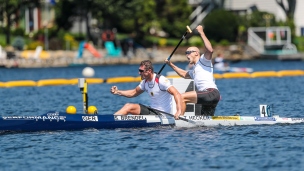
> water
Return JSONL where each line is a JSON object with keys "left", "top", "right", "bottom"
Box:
{"left": 0, "top": 60, "right": 304, "bottom": 171}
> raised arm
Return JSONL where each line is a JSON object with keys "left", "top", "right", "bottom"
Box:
{"left": 196, "top": 25, "right": 213, "bottom": 60}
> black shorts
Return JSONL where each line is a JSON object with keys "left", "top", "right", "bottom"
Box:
{"left": 139, "top": 104, "right": 158, "bottom": 115}
{"left": 197, "top": 88, "right": 220, "bottom": 116}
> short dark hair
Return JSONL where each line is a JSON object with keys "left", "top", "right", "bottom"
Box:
{"left": 140, "top": 60, "right": 154, "bottom": 72}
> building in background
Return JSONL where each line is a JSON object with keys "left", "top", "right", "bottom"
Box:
{"left": 224, "top": 0, "right": 304, "bottom": 36}
{"left": 189, "top": 0, "right": 303, "bottom": 36}
{"left": 9, "top": 1, "right": 56, "bottom": 34}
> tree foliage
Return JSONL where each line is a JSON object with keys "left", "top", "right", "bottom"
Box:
{"left": 276, "top": 0, "right": 296, "bottom": 21}
{"left": 51, "top": 0, "right": 191, "bottom": 45}
{"left": 155, "top": 0, "right": 192, "bottom": 38}
{"left": 0, "top": 0, "right": 40, "bottom": 44}
{"left": 203, "top": 9, "right": 238, "bottom": 42}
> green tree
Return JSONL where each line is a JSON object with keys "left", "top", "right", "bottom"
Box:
{"left": 0, "top": 0, "right": 40, "bottom": 45}
{"left": 53, "top": 1, "right": 76, "bottom": 32}
{"left": 242, "top": 11, "right": 275, "bottom": 28}
{"left": 114, "top": 0, "right": 157, "bottom": 40}
{"left": 86, "top": 0, "right": 191, "bottom": 40}
{"left": 80, "top": 0, "right": 158, "bottom": 45}
{"left": 156, "top": 0, "right": 192, "bottom": 38}
{"left": 52, "top": 0, "right": 191, "bottom": 44}
{"left": 276, "top": 0, "right": 296, "bottom": 21}
{"left": 203, "top": 9, "right": 238, "bottom": 42}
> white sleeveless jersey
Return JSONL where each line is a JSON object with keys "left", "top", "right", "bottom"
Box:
{"left": 188, "top": 54, "right": 218, "bottom": 91}
{"left": 138, "top": 73, "right": 172, "bottom": 113}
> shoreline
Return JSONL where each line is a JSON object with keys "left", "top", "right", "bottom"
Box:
{"left": 0, "top": 46, "right": 303, "bottom": 68}
{"left": 0, "top": 48, "right": 191, "bottom": 68}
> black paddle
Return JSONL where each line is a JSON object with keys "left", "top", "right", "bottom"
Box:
{"left": 157, "top": 26, "right": 192, "bottom": 74}
{"left": 140, "top": 104, "right": 195, "bottom": 123}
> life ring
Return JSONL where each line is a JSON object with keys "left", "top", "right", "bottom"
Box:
{"left": 101, "top": 30, "right": 115, "bottom": 41}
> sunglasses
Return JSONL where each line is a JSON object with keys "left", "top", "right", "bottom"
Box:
{"left": 139, "top": 69, "right": 145, "bottom": 73}
{"left": 185, "top": 50, "right": 196, "bottom": 55}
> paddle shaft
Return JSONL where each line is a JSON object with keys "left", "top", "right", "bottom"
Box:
{"left": 157, "top": 26, "right": 192, "bottom": 75}
{"left": 140, "top": 104, "right": 192, "bottom": 123}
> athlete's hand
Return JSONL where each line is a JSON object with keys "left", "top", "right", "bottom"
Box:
{"left": 165, "top": 59, "right": 172, "bottom": 66}
{"left": 111, "top": 86, "right": 118, "bottom": 94}
{"left": 196, "top": 25, "right": 204, "bottom": 34}
{"left": 174, "top": 112, "right": 180, "bottom": 120}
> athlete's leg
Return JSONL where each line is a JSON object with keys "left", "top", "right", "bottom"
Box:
{"left": 180, "top": 91, "right": 197, "bottom": 115}
{"left": 114, "top": 103, "right": 141, "bottom": 115}
{"left": 197, "top": 89, "right": 220, "bottom": 116}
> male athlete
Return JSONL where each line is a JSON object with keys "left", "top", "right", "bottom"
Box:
{"left": 165, "top": 25, "right": 220, "bottom": 116}
{"left": 110, "top": 60, "right": 182, "bottom": 119}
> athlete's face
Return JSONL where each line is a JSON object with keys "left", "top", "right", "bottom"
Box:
{"left": 138, "top": 66, "right": 152, "bottom": 80}
{"left": 185, "top": 48, "right": 197, "bottom": 64}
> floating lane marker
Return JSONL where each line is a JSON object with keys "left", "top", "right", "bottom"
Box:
{"left": 5, "top": 80, "right": 37, "bottom": 87}
{"left": 37, "top": 79, "right": 71, "bottom": 87}
{"left": 0, "top": 82, "right": 5, "bottom": 88}
{"left": 1, "top": 70, "right": 304, "bottom": 88}
{"left": 277, "top": 70, "right": 304, "bottom": 77}
{"left": 222, "top": 72, "right": 251, "bottom": 79}
{"left": 105, "top": 76, "right": 137, "bottom": 84}
{"left": 85, "top": 78, "right": 104, "bottom": 84}
{"left": 251, "top": 71, "right": 278, "bottom": 78}
{"left": 69, "top": 78, "right": 104, "bottom": 85}
{"left": 213, "top": 73, "right": 223, "bottom": 79}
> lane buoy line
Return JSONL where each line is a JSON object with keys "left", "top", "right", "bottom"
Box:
{"left": 0, "top": 70, "right": 303, "bottom": 88}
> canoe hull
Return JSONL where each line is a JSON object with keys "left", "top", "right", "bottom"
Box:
{"left": 0, "top": 112, "right": 171, "bottom": 132}
{"left": 176, "top": 115, "right": 304, "bottom": 127}
{"left": 1, "top": 112, "right": 304, "bottom": 132}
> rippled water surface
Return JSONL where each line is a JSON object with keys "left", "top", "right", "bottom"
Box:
{"left": 0, "top": 60, "right": 304, "bottom": 171}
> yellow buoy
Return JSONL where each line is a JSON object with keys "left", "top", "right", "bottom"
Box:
{"left": 66, "top": 106, "right": 77, "bottom": 114}
{"left": 88, "top": 106, "right": 98, "bottom": 114}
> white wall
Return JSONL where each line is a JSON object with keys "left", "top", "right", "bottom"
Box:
{"left": 224, "top": 0, "right": 303, "bottom": 36}
{"left": 224, "top": 0, "right": 286, "bottom": 21}
{"left": 294, "top": 0, "right": 304, "bottom": 36}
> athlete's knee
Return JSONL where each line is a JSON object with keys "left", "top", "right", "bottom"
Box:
{"left": 181, "top": 93, "right": 186, "bottom": 100}
{"left": 181, "top": 93, "right": 193, "bottom": 103}
{"left": 123, "top": 103, "right": 131, "bottom": 107}
{"left": 123, "top": 103, "right": 135, "bottom": 110}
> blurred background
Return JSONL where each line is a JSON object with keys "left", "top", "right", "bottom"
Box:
{"left": 0, "top": 0, "right": 303, "bottom": 68}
